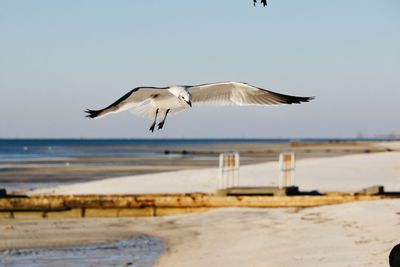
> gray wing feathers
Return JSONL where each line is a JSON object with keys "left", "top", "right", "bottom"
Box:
{"left": 85, "top": 87, "right": 168, "bottom": 119}
{"left": 188, "top": 82, "right": 314, "bottom": 106}
{"left": 188, "top": 82, "right": 236, "bottom": 106}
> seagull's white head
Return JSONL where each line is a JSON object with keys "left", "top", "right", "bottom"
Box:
{"left": 169, "top": 86, "right": 192, "bottom": 107}
{"left": 179, "top": 90, "right": 192, "bottom": 107}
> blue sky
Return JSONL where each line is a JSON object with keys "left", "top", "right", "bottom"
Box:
{"left": 0, "top": 0, "right": 399, "bottom": 138}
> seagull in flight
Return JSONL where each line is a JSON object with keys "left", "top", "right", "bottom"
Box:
{"left": 85, "top": 82, "right": 314, "bottom": 132}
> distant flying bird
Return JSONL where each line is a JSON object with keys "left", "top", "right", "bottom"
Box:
{"left": 253, "top": 0, "right": 268, "bottom": 7}
{"left": 85, "top": 82, "right": 314, "bottom": 132}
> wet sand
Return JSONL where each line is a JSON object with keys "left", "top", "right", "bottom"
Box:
{"left": 0, "top": 236, "right": 164, "bottom": 267}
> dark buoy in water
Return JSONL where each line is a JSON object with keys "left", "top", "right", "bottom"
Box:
{"left": 389, "top": 243, "right": 400, "bottom": 267}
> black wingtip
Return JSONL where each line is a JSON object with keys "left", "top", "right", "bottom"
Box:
{"left": 85, "top": 109, "right": 101, "bottom": 119}
{"left": 292, "top": 96, "right": 316, "bottom": 104}
{"left": 282, "top": 95, "right": 316, "bottom": 104}
{"left": 305, "top": 96, "right": 316, "bottom": 102}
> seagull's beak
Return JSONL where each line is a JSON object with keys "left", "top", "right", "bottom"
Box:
{"left": 186, "top": 100, "right": 192, "bottom": 107}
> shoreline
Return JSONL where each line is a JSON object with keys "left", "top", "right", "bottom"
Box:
{"left": 2, "top": 140, "right": 398, "bottom": 193}
{"left": 0, "top": 235, "right": 165, "bottom": 267}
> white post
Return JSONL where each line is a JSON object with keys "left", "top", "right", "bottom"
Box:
{"left": 219, "top": 153, "right": 224, "bottom": 189}
{"left": 279, "top": 152, "right": 295, "bottom": 188}
{"left": 233, "top": 152, "right": 240, "bottom": 186}
{"left": 218, "top": 152, "right": 240, "bottom": 189}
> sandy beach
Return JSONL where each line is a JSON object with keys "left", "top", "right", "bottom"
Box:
{"left": 1, "top": 200, "right": 399, "bottom": 266}
{"left": 1, "top": 141, "right": 400, "bottom": 266}
{"left": 2, "top": 140, "right": 392, "bottom": 193}
{"left": 31, "top": 144, "right": 400, "bottom": 195}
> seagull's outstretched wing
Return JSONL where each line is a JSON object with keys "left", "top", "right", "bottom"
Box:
{"left": 85, "top": 87, "right": 169, "bottom": 119}
{"left": 188, "top": 82, "right": 314, "bottom": 106}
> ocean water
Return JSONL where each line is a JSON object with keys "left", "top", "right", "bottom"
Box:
{"left": 0, "top": 139, "right": 185, "bottom": 162}
{"left": 0, "top": 138, "right": 388, "bottom": 162}
{"left": 0, "top": 235, "right": 165, "bottom": 267}
{"left": 0, "top": 139, "right": 280, "bottom": 162}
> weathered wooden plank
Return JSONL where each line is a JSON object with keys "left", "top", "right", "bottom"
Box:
{"left": 117, "top": 208, "right": 155, "bottom": 217}
{"left": 154, "top": 207, "right": 211, "bottom": 216}
{"left": 12, "top": 211, "right": 45, "bottom": 219}
{"left": 45, "top": 208, "right": 82, "bottom": 218}
{"left": 0, "top": 193, "right": 395, "bottom": 220}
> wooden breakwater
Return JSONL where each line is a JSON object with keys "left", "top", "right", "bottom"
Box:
{"left": 0, "top": 193, "right": 397, "bottom": 219}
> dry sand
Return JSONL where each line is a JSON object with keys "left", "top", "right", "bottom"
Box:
{"left": 1, "top": 200, "right": 399, "bottom": 267}
{"left": 32, "top": 150, "right": 400, "bottom": 195}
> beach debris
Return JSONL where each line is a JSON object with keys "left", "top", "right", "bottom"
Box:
{"left": 0, "top": 188, "right": 6, "bottom": 198}
{"left": 389, "top": 243, "right": 400, "bottom": 267}
{"left": 3, "top": 224, "right": 14, "bottom": 230}
{"left": 356, "top": 185, "right": 385, "bottom": 196}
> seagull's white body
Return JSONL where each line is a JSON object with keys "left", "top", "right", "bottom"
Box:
{"left": 154, "top": 86, "right": 187, "bottom": 110}
{"left": 85, "top": 82, "right": 314, "bottom": 132}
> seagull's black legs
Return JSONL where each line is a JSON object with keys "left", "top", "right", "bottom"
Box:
{"left": 149, "top": 108, "right": 159, "bottom": 132}
{"left": 149, "top": 109, "right": 170, "bottom": 132}
{"left": 157, "top": 109, "right": 170, "bottom": 130}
